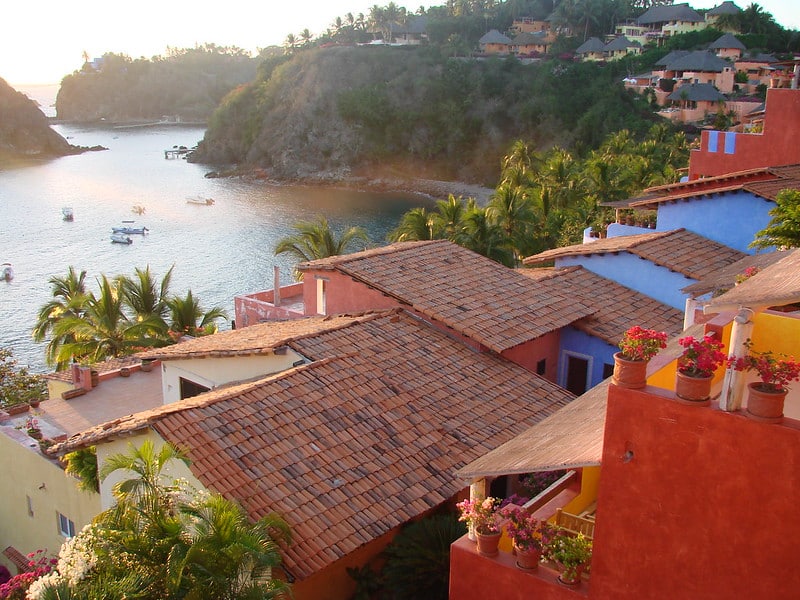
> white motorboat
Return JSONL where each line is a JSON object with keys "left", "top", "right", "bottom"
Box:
{"left": 1, "top": 263, "right": 13, "bottom": 281}
{"left": 62, "top": 207, "right": 74, "bottom": 221}
{"left": 111, "top": 233, "right": 133, "bottom": 245}
{"left": 186, "top": 195, "right": 215, "bottom": 205}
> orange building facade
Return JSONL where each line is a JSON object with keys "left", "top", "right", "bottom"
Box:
{"left": 689, "top": 87, "right": 800, "bottom": 179}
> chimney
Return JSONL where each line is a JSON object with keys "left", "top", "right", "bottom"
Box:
{"left": 273, "top": 265, "right": 281, "bottom": 307}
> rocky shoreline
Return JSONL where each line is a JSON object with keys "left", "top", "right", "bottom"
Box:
{"left": 210, "top": 167, "right": 496, "bottom": 206}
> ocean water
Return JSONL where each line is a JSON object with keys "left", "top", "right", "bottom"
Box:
{"left": 0, "top": 120, "right": 432, "bottom": 372}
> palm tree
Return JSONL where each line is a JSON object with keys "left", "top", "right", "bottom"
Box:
{"left": 284, "top": 33, "right": 297, "bottom": 54}
{"left": 299, "top": 28, "right": 313, "bottom": 48}
{"left": 388, "top": 207, "right": 438, "bottom": 242}
{"left": 118, "top": 265, "right": 173, "bottom": 327}
{"left": 33, "top": 267, "right": 89, "bottom": 369}
{"left": 100, "top": 440, "right": 189, "bottom": 506}
{"left": 487, "top": 184, "right": 536, "bottom": 262}
{"left": 49, "top": 276, "right": 155, "bottom": 364}
{"left": 458, "top": 206, "right": 515, "bottom": 267}
{"left": 275, "top": 216, "right": 369, "bottom": 279}
{"left": 433, "top": 194, "right": 468, "bottom": 241}
{"left": 167, "top": 290, "right": 228, "bottom": 338}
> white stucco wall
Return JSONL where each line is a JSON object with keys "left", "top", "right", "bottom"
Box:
{"left": 160, "top": 351, "right": 304, "bottom": 404}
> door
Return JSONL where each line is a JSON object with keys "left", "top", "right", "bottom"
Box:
{"left": 565, "top": 354, "right": 590, "bottom": 396}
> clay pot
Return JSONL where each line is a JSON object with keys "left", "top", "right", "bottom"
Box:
{"left": 514, "top": 544, "right": 541, "bottom": 570}
{"left": 675, "top": 372, "right": 712, "bottom": 405}
{"left": 612, "top": 352, "right": 648, "bottom": 389}
{"left": 475, "top": 531, "right": 502, "bottom": 557}
{"left": 746, "top": 383, "right": 787, "bottom": 424}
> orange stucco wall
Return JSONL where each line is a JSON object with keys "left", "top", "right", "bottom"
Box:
{"left": 449, "top": 537, "right": 587, "bottom": 600}
{"left": 292, "top": 528, "right": 396, "bottom": 600}
{"left": 689, "top": 88, "right": 800, "bottom": 178}
{"left": 501, "top": 330, "right": 561, "bottom": 384}
{"left": 591, "top": 384, "right": 800, "bottom": 599}
{"left": 302, "top": 269, "right": 401, "bottom": 316}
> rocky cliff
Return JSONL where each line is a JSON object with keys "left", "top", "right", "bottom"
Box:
{"left": 0, "top": 78, "right": 75, "bottom": 160}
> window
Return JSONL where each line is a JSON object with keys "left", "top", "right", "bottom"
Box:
{"left": 179, "top": 377, "right": 210, "bottom": 400}
{"left": 58, "top": 513, "right": 76, "bottom": 538}
{"left": 316, "top": 277, "right": 328, "bottom": 315}
{"left": 536, "top": 358, "right": 547, "bottom": 376}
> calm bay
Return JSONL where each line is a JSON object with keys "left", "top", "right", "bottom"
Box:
{"left": 0, "top": 120, "right": 432, "bottom": 372}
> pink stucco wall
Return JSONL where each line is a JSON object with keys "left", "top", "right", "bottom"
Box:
{"left": 501, "top": 330, "right": 561, "bottom": 385}
{"left": 302, "top": 269, "right": 401, "bottom": 316}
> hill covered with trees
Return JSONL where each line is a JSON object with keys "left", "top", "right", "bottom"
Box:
{"left": 192, "top": 46, "right": 660, "bottom": 184}
{"left": 0, "top": 78, "right": 77, "bottom": 161}
{"left": 55, "top": 45, "right": 264, "bottom": 123}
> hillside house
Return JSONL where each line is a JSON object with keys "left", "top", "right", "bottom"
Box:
{"left": 50, "top": 309, "right": 575, "bottom": 600}
{"left": 636, "top": 2, "right": 705, "bottom": 45}
{"left": 661, "top": 81, "right": 727, "bottom": 123}
{"left": 509, "top": 17, "right": 550, "bottom": 35}
{"left": 478, "top": 29, "right": 513, "bottom": 55}
{"left": 613, "top": 21, "right": 650, "bottom": 46}
{"left": 704, "top": 0, "right": 742, "bottom": 30}
{"left": 602, "top": 36, "right": 641, "bottom": 60}
{"left": 663, "top": 50, "right": 735, "bottom": 93}
{"left": 575, "top": 37, "right": 606, "bottom": 62}
{"left": 708, "top": 32, "right": 745, "bottom": 60}
{"left": 388, "top": 16, "right": 428, "bottom": 45}
{"left": 449, "top": 248, "right": 800, "bottom": 599}
{"left": 511, "top": 31, "right": 551, "bottom": 56}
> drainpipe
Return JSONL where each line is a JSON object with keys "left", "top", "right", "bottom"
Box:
{"left": 793, "top": 64, "right": 799, "bottom": 90}
{"left": 273, "top": 266, "right": 281, "bottom": 307}
{"left": 719, "top": 308, "right": 754, "bottom": 411}
{"left": 468, "top": 478, "right": 488, "bottom": 540}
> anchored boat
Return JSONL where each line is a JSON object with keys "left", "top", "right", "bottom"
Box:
{"left": 1, "top": 263, "right": 13, "bottom": 281}
{"left": 111, "top": 233, "right": 133, "bottom": 244}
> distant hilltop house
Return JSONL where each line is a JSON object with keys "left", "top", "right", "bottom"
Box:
{"left": 613, "top": 2, "right": 741, "bottom": 47}
{"left": 575, "top": 36, "right": 641, "bottom": 62}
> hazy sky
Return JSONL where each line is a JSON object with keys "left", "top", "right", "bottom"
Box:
{"left": 4, "top": 0, "right": 798, "bottom": 85}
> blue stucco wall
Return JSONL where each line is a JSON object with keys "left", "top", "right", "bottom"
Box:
{"left": 655, "top": 191, "right": 774, "bottom": 252}
{"left": 559, "top": 326, "right": 617, "bottom": 389}
{"left": 555, "top": 253, "right": 693, "bottom": 310}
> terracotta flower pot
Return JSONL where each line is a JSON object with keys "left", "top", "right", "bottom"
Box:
{"left": 746, "top": 383, "right": 787, "bottom": 424}
{"left": 557, "top": 564, "right": 584, "bottom": 587}
{"left": 140, "top": 360, "right": 154, "bottom": 372}
{"left": 475, "top": 530, "right": 501, "bottom": 557}
{"left": 514, "top": 543, "right": 541, "bottom": 570}
{"left": 675, "top": 372, "right": 712, "bottom": 405}
{"left": 612, "top": 352, "right": 648, "bottom": 389}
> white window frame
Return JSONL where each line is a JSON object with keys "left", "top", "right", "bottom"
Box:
{"left": 558, "top": 350, "right": 594, "bottom": 392}
{"left": 58, "top": 512, "right": 76, "bottom": 538}
{"left": 315, "top": 277, "right": 328, "bottom": 316}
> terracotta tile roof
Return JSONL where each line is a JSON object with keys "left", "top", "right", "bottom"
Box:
{"left": 611, "top": 165, "right": 800, "bottom": 209}
{"left": 681, "top": 251, "right": 790, "bottom": 298}
{"left": 135, "top": 313, "right": 380, "bottom": 360}
{"left": 456, "top": 321, "right": 710, "bottom": 480}
{"left": 53, "top": 311, "right": 574, "bottom": 581}
{"left": 706, "top": 249, "right": 800, "bottom": 312}
{"left": 523, "top": 229, "right": 745, "bottom": 280}
{"left": 300, "top": 240, "right": 596, "bottom": 353}
{"left": 518, "top": 267, "right": 684, "bottom": 345}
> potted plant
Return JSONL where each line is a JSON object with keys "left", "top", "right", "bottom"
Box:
{"left": 731, "top": 340, "right": 800, "bottom": 423}
{"left": 499, "top": 504, "right": 555, "bottom": 570}
{"left": 456, "top": 496, "right": 501, "bottom": 557}
{"left": 675, "top": 334, "right": 726, "bottom": 403}
{"left": 545, "top": 531, "right": 592, "bottom": 587}
{"left": 613, "top": 326, "right": 668, "bottom": 389}
{"left": 25, "top": 416, "right": 43, "bottom": 440}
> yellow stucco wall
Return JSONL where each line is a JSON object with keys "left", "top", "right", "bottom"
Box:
{"left": 562, "top": 466, "right": 601, "bottom": 515}
{"left": 749, "top": 311, "right": 800, "bottom": 355}
{"left": 0, "top": 431, "right": 100, "bottom": 572}
{"left": 96, "top": 430, "right": 206, "bottom": 510}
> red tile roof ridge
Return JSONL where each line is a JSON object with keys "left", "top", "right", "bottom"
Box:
{"left": 50, "top": 353, "right": 358, "bottom": 455}
{"left": 643, "top": 164, "right": 791, "bottom": 195}
{"left": 523, "top": 229, "right": 681, "bottom": 265}
{"left": 297, "top": 240, "right": 447, "bottom": 271}
{"left": 136, "top": 310, "right": 397, "bottom": 361}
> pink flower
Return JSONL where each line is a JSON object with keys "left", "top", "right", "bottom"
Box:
{"left": 618, "top": 326, "right": 668, "bottom": 361}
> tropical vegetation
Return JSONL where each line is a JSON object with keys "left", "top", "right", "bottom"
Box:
{"left": 274, "top": 216, "right": 370, "bottom": 278}
{"left": 33, "top": 266, "right": 227, "bottom": 369}
{"left": 388, "top": 123, "right": 689, "bottom": 263}
{"left": 750, "top": 189, "right": 800, "bottom": 250}
{"left": 28, "top": 441, "right": 291, "bottom": 600}
{"left": 0, "top": 348, "right": 47, "bottom": 409}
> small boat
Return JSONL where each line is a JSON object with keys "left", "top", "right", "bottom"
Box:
{"left": 1, "top": 263, "right": 13, "bottom": 281}
{"left": 62, "top": 207, "right": 74, "bottom": 221}
{"left": 112, "top": 225, "right": 149, "bottom": 235}
{"left": 186, "top": 195, "right": 215, "bottom": 206}
{"left": 111, "top": 233, "right": 133, "bottom": 244}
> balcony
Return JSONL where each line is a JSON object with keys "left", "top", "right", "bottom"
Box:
{"left": 450, "top": 470, "right": 594, "bottom": 599}
{"left": 234, "top": 283, "right": 305, "bottom": 327}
